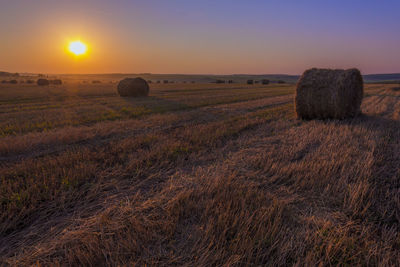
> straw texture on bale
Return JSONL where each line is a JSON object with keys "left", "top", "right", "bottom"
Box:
{"left": 117, "top": 78, "right": 149, "bottom": 97}
{"left": 295, "top": 68, "right": 363, "bottom": 119}
{"left": 37, "top": 79, "right": 49, "bottom": 86}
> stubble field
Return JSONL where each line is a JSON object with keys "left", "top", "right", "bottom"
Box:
{"left": 0, "top": 80, "right": 399, "bottom": 265}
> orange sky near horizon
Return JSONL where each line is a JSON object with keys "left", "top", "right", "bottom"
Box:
{"left": 1, "top": 1, "right": 400, "bottom": 75}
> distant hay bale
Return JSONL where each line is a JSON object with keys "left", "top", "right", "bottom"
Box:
{"left": 163, "top": 80, "right": 169, "bottom": 84}
{"left": 216, "top": 79, "right": 225, "bottom": 84}
{"left": 50, "top": 79, "right": 62, "bottom": 85}
{"left": 117, "top": 77, "right": 149, "bottom": 97}
{"left": 277, "top": 80, "right": 286, "bottom": 84}
{"left": 228, "top": 80, "right": 233, "bottom": 84}
{"left": 247, "top": 80, "right": 254, "bottom": 85}
{"left": 1, "top": 80, "right": 7, "bottom": 84}
{"left": 26, "top": 80, "right": 34, "bottom": 84}
{"left": 37, "top": 79, "right": 50, "bottom": 86}
{"left": 10, "top": 80, "right": 18, "bottom": 84}
{"left": 92, "top": 80, "right": 101, "bottom": 84}
{"left": 295, "top": 68, "right": 364, "bottom": 120}
{"left": 262, "top": 79, "right": 269, "bottom": 85}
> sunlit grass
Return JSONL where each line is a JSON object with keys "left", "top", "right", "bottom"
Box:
{"left": 0, "top": 82, "right": 399, "bottom": 265}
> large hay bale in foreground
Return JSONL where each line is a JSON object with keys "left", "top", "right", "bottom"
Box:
{"left": 117, "top": 78, "right": 149, "bottom": 97}
{"left": 37, "top": 79, "right": 49, "bottom": 86}
{"left": 295, "top": 68, "right": 363, "bottom": 120}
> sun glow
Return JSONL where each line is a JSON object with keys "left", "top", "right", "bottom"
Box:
{"left": 68, "top": 41, "right": 87, "bottom": 56}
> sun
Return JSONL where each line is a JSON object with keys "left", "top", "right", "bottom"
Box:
{"left": 68, "top": 41, "right": 87, "bottom": 56}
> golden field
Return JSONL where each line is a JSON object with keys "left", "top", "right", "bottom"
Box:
{"left": 0, "top": 79, "right": 399, "bottom": 265}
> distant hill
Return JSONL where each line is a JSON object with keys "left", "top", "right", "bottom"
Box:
{"left": 0, "top": 71, "right": 19, "bottom": 77}
{"left": 363, "top": 73, "right": 400, "bottom": 83}
{"left": 1, "top": 70, "right": 399, "bottom": 84}
{"left": 58, "top": 73, "right": 301, "bottom": 84}
{"left": 59, "top": 73, "right": 400, "bottom": 84}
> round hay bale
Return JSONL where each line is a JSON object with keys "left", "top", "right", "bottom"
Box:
{"left": 51, "top": 79, "right": 63, "bottom": 85}
{"left": 9, "top": 80, "right": 18, "bottom": 84}
{"left": 247, "top": 80, "right": 254, "bottom": 85}
{"left": 117, "top": 78, "right": 149, "bottom": 97}
{"left": 37, "top": 79, "right": 50, "bottom": 86}
{"left": 262, "top": 79, "right": 270, "bottom": 85}
{"left": 295, "top": 68, "right": 363, "bottom": 120}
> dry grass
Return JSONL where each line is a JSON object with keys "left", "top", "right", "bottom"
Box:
{"left": 0, "top": 82, "right": 292, "bottom": 136}
{"left": 0, "top": 81, "right": 399, "bottom": 266}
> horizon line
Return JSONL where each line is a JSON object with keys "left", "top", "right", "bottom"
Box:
{"left": 3, "top": 71, "right": 400, "bottom": 76}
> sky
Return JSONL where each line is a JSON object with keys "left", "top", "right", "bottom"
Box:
{"left": 0, "top": 0, "right": 399, "bottom": 75}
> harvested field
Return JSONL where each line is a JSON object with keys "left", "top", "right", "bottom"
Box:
{"left": 0, "top": 82, "right": 399, "bottom": 265}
